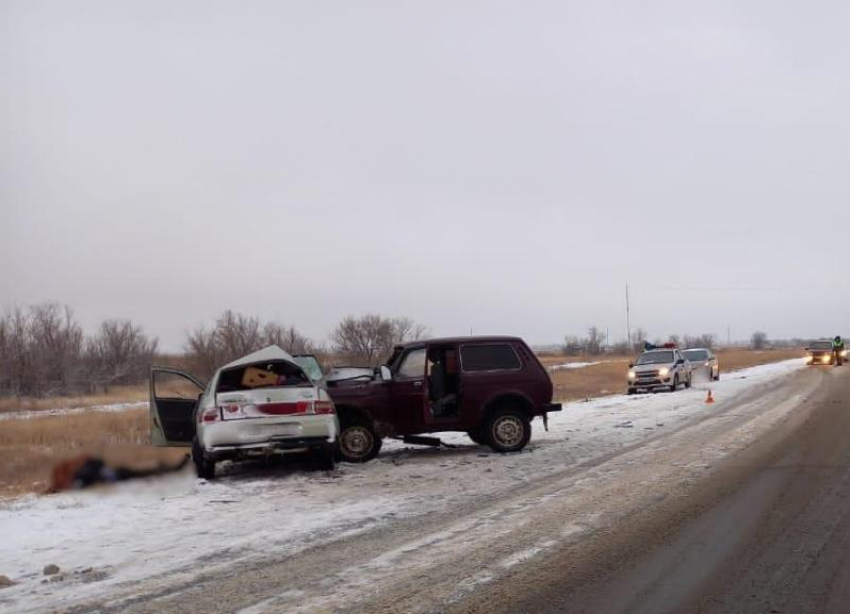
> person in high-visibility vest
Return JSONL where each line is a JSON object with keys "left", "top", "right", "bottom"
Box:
{"left": 833, "top": 336, "right": 845, "bottom": 366}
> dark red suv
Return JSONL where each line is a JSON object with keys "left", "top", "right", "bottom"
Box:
{"left": 326, "top": 336, "right": 561, "bottom": 462}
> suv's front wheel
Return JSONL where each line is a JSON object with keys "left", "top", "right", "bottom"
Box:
{"left": 337, "top": 418, "right": 382, "bottom": 463}
{"left": 669, "top": 375, "right": 679, "bottom": 392}
{"left": 467, "top": 428, "right": 487, "bottom": 445}
{"left": 485, "top": 408, "right": 531, "bottom": 453}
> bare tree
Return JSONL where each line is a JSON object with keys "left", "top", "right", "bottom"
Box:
{"left": 0, "top": 303, "right": 85, "bottom": 396}
{"left": 632, "top": 328, "right": 647, "bottom": 352}
{"left": 585, "top": 326, "right": 606, "bottom": 356}
{"left": 185, "top": 310, "right": 315, "bottom": 377}
{"left": 331, "top": 314, "right": 429, "bottom": 366}
{"left": 610, "top": 339, "right": 631, "bottom": 355}
{"left": 562, "top": 335, "right": 583, "bottom": 356}
{"left": 28, "top": 303, "right": 84, "bottom": 396}
{"left": 684, "top": 333, "right": 716, "bottom": 349}
{"left": 86, "top": 320, "right": 158, "bottom": 391}
{"left": 751, "top": 331, "right": 768, "bottom": 350}
{"left": 391, "top": 317, "right": 428, "bottom": 344}
{"left": 263, "top": 322, "right": 315, "bottom": 355}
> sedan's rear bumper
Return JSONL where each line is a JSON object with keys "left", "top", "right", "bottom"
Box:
{"left": 199, "top": 414, "right": 339, "bottom": 456}
{"left": 207, "top": 436, "right": 335, "bottom": 461}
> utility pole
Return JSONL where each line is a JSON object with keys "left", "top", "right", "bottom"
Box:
{"left": 626, "top": 283, "right": 632, "bottom": 346}
{"left": 727, "top": 324, "right": 731, "bottom": 347}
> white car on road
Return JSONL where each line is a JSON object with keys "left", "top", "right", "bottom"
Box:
{"left": 628, "top": 348, "right": 694, "bottom": 394}
{"left": 150, "top": 345, "right": 339, "bottom": 479}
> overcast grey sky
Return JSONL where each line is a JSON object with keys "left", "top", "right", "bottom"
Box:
{"left": 2, "top": 0, "right": 849, "bottom": 351}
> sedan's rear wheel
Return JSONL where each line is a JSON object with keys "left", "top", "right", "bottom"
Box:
{"left": 192, "top": 438, "right": 216, "bottom": 480}
{"left": 337, "top": 420, "right": 382, "bottom": 463}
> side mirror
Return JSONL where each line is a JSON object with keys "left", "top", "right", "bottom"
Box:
{"left": 628, "top": 363, "right": 634, "bottom": 368}
{"left": 380, "top": 366, "right": 392, "bottom": 381}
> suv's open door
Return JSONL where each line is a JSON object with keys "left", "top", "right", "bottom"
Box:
{"left": 150, "top": 367, "right": 206, "bottom": 446}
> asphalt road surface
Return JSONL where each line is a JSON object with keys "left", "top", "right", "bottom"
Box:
{"left": 454, "top": 365, "right": 850, "bottom": 614}
{"left": 58, "top": 365, "right": 847, "bottom": 614}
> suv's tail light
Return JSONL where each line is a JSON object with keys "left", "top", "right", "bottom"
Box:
{"left": 199, "top": 407, "right": 220, "bottom": 423}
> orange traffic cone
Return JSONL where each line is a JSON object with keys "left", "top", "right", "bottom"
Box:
{"left": 705, "top": 390, "right": 715, "bottom": 404}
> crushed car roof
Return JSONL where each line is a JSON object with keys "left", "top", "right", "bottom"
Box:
{"left": 221, "top": 345, "right": 297, "bottom": 370}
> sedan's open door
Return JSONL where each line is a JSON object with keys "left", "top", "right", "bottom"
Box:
{"left": 150, "top": 367, "right": 206, "bottom": 446}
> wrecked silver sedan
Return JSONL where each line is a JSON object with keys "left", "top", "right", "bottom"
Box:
{"left": 150, "top": 346, "right": 339, "bottom": 479}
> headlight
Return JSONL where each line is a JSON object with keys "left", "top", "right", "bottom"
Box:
{"left": 805, "top": 355, "right": 813, "bottom": 363}
{"left": 843, "top": 350, "right": 848, "bottom": 357}
{"left": 659, "top": 367, "right": 669, "bottom": 377}
{"left": 628, "top": 370, "right": 636, "bottom": 380}
{"left": 822, "top": 355, "right": 832, "bottom": 363}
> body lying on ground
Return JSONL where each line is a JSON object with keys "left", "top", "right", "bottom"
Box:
{"left": 47, "top": 454, "right": 190, "bottom": 493}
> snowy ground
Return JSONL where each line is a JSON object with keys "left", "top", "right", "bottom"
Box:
{"left": 0, "top": 359, "right": 805, "bottom": 614}
{"left": 0, "top": 402, "right": 148, "bottom": 421}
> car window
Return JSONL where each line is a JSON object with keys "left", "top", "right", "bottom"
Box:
{"left": 397, "top": 348, "right": 426, "bottom": 379}
{"left": 810, "top": 341, "right": 832, "bottom": 350}
{"left": 460, "top": 344, "right": 521, "bottom": 372}
{"left": 291, "top": 355, "right": 324, "bottom": 382}
{"left": 683, "top": 350, "right": 709, "bottom": 362}
{"left": 216, "top": 361, "right": 311, "bottom": 392}
{"left": 636, "top": 351, "right": 674, "bottom": 365}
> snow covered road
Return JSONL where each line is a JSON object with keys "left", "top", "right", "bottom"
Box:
{"left": 0, "top": 359, "right": 811, "bottom": 614}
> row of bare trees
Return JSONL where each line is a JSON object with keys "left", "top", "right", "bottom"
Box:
{"left": 185, "top": 311, "right": 428, "bottom": 377}
{"left": 0, "top": 305, "right": 430, "bottom": 397}
{"left": 0, "top": 303, "right": 157, "bottom": 397}
{"left": 562, "top": 327, "right": 720, "bottom": 357}
{"left": 185, "top": 310, "right": 317, "bottom": 377}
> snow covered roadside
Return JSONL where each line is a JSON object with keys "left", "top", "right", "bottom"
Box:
{"left": 0, "top": 359, "right": 805, "bottom": 614}
{"left": 0, "top": 402, "right": 148, "bottom": 421}
{"left": 547, "top": 361, "right": 604, "bottom": 371}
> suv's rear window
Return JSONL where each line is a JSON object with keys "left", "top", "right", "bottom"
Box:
{"left": 460, "top": 344, "right": 521, "bottom": 372}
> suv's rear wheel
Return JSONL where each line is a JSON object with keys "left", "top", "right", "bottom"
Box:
{"left": 192, "top": 438, "right": 216, "bottom": 480}
{"left": 485, "top": 408, "right": 531, "bottom": 453}
{"left": 337, "top": 419, "right": 382, "bottom": 463}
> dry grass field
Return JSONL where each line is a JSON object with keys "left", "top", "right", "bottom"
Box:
{"left": 0, "top": 409, "right": 185, "bottom": 497}
{"left": 0, "top": 384, "right": 149, "bottom": 414}
{"left": 0, "top": 348, "right": 803, "bottom": 497}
